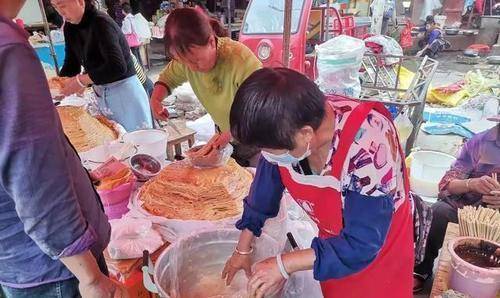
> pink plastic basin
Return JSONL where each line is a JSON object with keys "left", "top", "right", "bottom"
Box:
{"left": 448, "top": 237, "right": 500, "bottom": 298}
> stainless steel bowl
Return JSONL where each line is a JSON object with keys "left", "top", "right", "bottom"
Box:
{"left": 151, "top": 229, "right": 283, "bottom": 298}
{"left": 129, "top": 154, "right": 161, "bottom": 182}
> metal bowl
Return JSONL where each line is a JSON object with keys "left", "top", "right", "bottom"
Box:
{"left": 445, "top": 28, "right": 459, "bottom": 35}
{"left": 487, "top": 55, "right": 500, "bottom": 65}
{"left": 151, "top": 229, "right": 283, "bottom": 298}
{"left": 129, "top": 154, "right": 161, "bottom": 182}
{"left": 463, "top": 30, "right": 475, "bottom": 36}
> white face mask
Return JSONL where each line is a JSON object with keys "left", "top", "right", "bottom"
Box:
{"left": 261, "top": 143, "right": 311, "bottom": 165}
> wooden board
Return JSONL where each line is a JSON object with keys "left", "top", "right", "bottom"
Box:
{"left": 430, "top": 223, "right": 459, "bottom": 297}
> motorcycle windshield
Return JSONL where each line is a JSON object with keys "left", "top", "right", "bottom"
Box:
{"left": 242, "top": 0, "right": 306, "bottom": 34}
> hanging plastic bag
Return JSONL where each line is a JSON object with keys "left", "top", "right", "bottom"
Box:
{"left": 134, "top": 13, "right": 152, "bottom": 41}
{"left": 316, "top": 35, "right": 366, "bottom": 98}
{"left": 108, "top": 218, "right": 164, "bottom": 259}
{"left": 394, "top": 110, "right": 414, "bottom": 146}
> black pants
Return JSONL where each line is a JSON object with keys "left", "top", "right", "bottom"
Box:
{"left": 414, "top": 200, "right": 458, "bottom": 276}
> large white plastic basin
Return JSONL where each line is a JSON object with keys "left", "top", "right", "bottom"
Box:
{"left": 122, "top": 129, "right": 168, "bottom": 162}
{"left": 409, "top": 151, "right": 456, "bottom": 198}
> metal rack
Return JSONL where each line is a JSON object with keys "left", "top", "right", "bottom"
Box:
{"left": 359, "top": 54, "right": 439, "bottom": 155}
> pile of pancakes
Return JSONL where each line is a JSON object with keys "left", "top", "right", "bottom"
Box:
{"left": 57, "top": 106, "right": 119, "bottom": 152}
{"left": 138, "top": 159, "right": 253, "bottom": 221}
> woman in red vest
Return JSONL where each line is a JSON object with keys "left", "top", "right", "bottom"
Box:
{"left": 222, "top": 68, "right": 413, "bottom": 297}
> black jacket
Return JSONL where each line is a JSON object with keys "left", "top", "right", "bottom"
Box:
{"left": 60, "top": 6, "right": 135, "bottom": 85}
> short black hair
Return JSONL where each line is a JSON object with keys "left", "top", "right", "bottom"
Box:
{"left": 230, "top": 68, "right": 325, "bottom": 150}
{"left": 425, "top": 15, "right": 435, "bottom": 24}
{"left": 121, "top": 2, "right": 132, "bottom": 13}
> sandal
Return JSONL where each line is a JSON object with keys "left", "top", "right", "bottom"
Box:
{"left": 413, "top": 272, "right": 429, "bottom": 293}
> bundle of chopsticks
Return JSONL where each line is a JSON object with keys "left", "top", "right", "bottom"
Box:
{"left": 458, "top": 206, "right": 500, "bottom": 243}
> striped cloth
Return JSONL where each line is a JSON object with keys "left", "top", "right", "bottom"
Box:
{"left": 130, "top": 52, "right": 146, "bottom": 85}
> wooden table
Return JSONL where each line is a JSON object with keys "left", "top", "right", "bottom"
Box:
{"left": 430, "top": 223, "right": 460, "bottom": 297}
{"left": 164, "top": 120, "right": 196, "bottom": 161}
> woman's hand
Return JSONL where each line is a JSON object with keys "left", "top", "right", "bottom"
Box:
{"left": 150, "top": 98, "right": 169, "bottom": 121}
{"left": 222, "top": 252, "right": 252, "bottom": 285}
{"left": 248, "top": 257, "right": 286, "bottom": 298}
{"left": 469, "top": 176, "right": 499, "bottom": 195}
{"left": 62, "top": 76, "right": 85, "bottom": 96}
{"left": 482, "top": 194, "right": 500, "bottom": 209}
{"left": 213, "top": 131, "right": 232, "bottom": 149}
{"left": 150, "top": 84, "right": 169, "bottom": 121}
{"left": 79, "top": 273, "right": 129, "bottom": 298}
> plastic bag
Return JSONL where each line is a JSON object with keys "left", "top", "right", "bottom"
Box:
{"left": 421, "top": 123, "right": 474, "bottom": 138}
{"left": 133, "top": 13, "right": 152, "bottom": 40}
{"left": 427, "top": 88, "right": 469, "bottom": 107}
{"left": 316, "top": 35, "right": 365, "bottom": 98}
{"left": 186, "top": 114, "right": 216, "bottom": 143}
{"left": 394, "top": 110, "right": 414, "bottom": 146}
{"left": 364, "top": 35, "right": 403, "bottom": 65}
{"left": 108, "top": 218, "right": 164, "bottom": 259}
{"left": 186, "top": 143, "right": 234, "bottom": 168}
{"left": 128, "top": 191, "right": 289, "bottom": 246}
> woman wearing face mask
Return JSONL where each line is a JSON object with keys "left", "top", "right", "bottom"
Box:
{"left": 52, "top": 0, "right": 153, "bottom": 132}
{"left": 222, "top": 68, "right": 413, "bottom": 298}
{"left": 150, "top": 8, "right": 262, "bottom": 166}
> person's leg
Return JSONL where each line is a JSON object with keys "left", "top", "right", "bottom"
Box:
{"left": 1, "top": 278, "right": 80, "bottom": 298}
{"left": 414, "top": 200, "right": 458, "bottom": 277}
{"left": 131, "top": 47, "right": 143, "bottom": 67}
{"left": 381, "top": 17, "right": 389, "bottom": 36}
{"left": 143, "top": 77, "right": 154, "bottom": 98}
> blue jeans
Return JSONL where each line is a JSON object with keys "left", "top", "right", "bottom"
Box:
{"left": 1, "top": 278, "right": 80, "bottom": 298}
{"left": 0, "top": 254, "right": 108, "bottom": 298}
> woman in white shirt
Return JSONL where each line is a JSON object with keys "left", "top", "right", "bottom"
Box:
{"left": 121, "top": 2, "right": 142, "bottom": 65}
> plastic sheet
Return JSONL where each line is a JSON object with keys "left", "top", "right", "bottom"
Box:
{"left": 108, "top": 218, "right": 164, "bottom": 260}
{"left": 316, "top": 35, "right": 365, "bottom": 98}
{"left": 128, "top": 188, "right": 289, "bottom": 246}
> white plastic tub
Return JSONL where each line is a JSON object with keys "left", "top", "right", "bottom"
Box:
{"left": 122, "top": 129, "right": 168, "bottom": 163}
{"left": 409, "top": 150, "right": 456, "bottom": 198}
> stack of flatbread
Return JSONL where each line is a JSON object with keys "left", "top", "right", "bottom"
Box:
{"left": 57, "top": 106, "right": 119, "bottom": 152}
{"left": 138, "top": 159, "right": 253, "bottom": 220}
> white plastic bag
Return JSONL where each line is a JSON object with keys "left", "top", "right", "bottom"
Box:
{"left": 107, "top": 218, "right": 164, "bottom": 259}
{"left": 186, "top": 114, "right": 216, "bottom": 143}
{"left": 394, "top": 110, "right": 414, "bottom": 146}
{"left": 134, "top": 13, "right": 152, "bottom": 41}
{"left": 316, "top": 35, "right": 365, "bottom": 98}
{"left": 364, "top": 35, "right": 403, "bottom": 65}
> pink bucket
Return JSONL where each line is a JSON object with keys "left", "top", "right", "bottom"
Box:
{"left": 97, "top": 179, "right": 135, "bottom": 220}
{"left": 448, "top": 237, "right": 500, "bottom": 298}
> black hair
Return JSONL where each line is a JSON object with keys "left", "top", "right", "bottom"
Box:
{"left": 121, "top": 2, "right": 132, "bottom": 13}
{"left": 425, "top": 15, "right": 435, "bottom": 24}
{"left": 164, "top": 8, "right": 227, "bottom": 58}
{"left": 85, "top": 0, "right": 96, "bottom": 8}
{"left": 230, "top": 68, "right": 326, "bottom": 150}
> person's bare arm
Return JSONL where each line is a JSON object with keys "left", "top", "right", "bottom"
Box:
{"left": 61, "top": 251, "right": 128, "bottom": 298}
{"left": 448, "top": 176, "right": 499, "bottom": 195}
{"left": 150, "top": 84, "right": 170, "bottom": 120}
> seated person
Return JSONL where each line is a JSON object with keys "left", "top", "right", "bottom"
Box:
{"left": 417, "top": 15, "right": 450, "bottom": 58}
{"left": 413, "top": 116, "right": 500, "bottom": 292}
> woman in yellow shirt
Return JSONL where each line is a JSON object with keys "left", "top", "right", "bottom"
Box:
{"left": 151, "top": 8, "right": 262, "bottom": 166}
